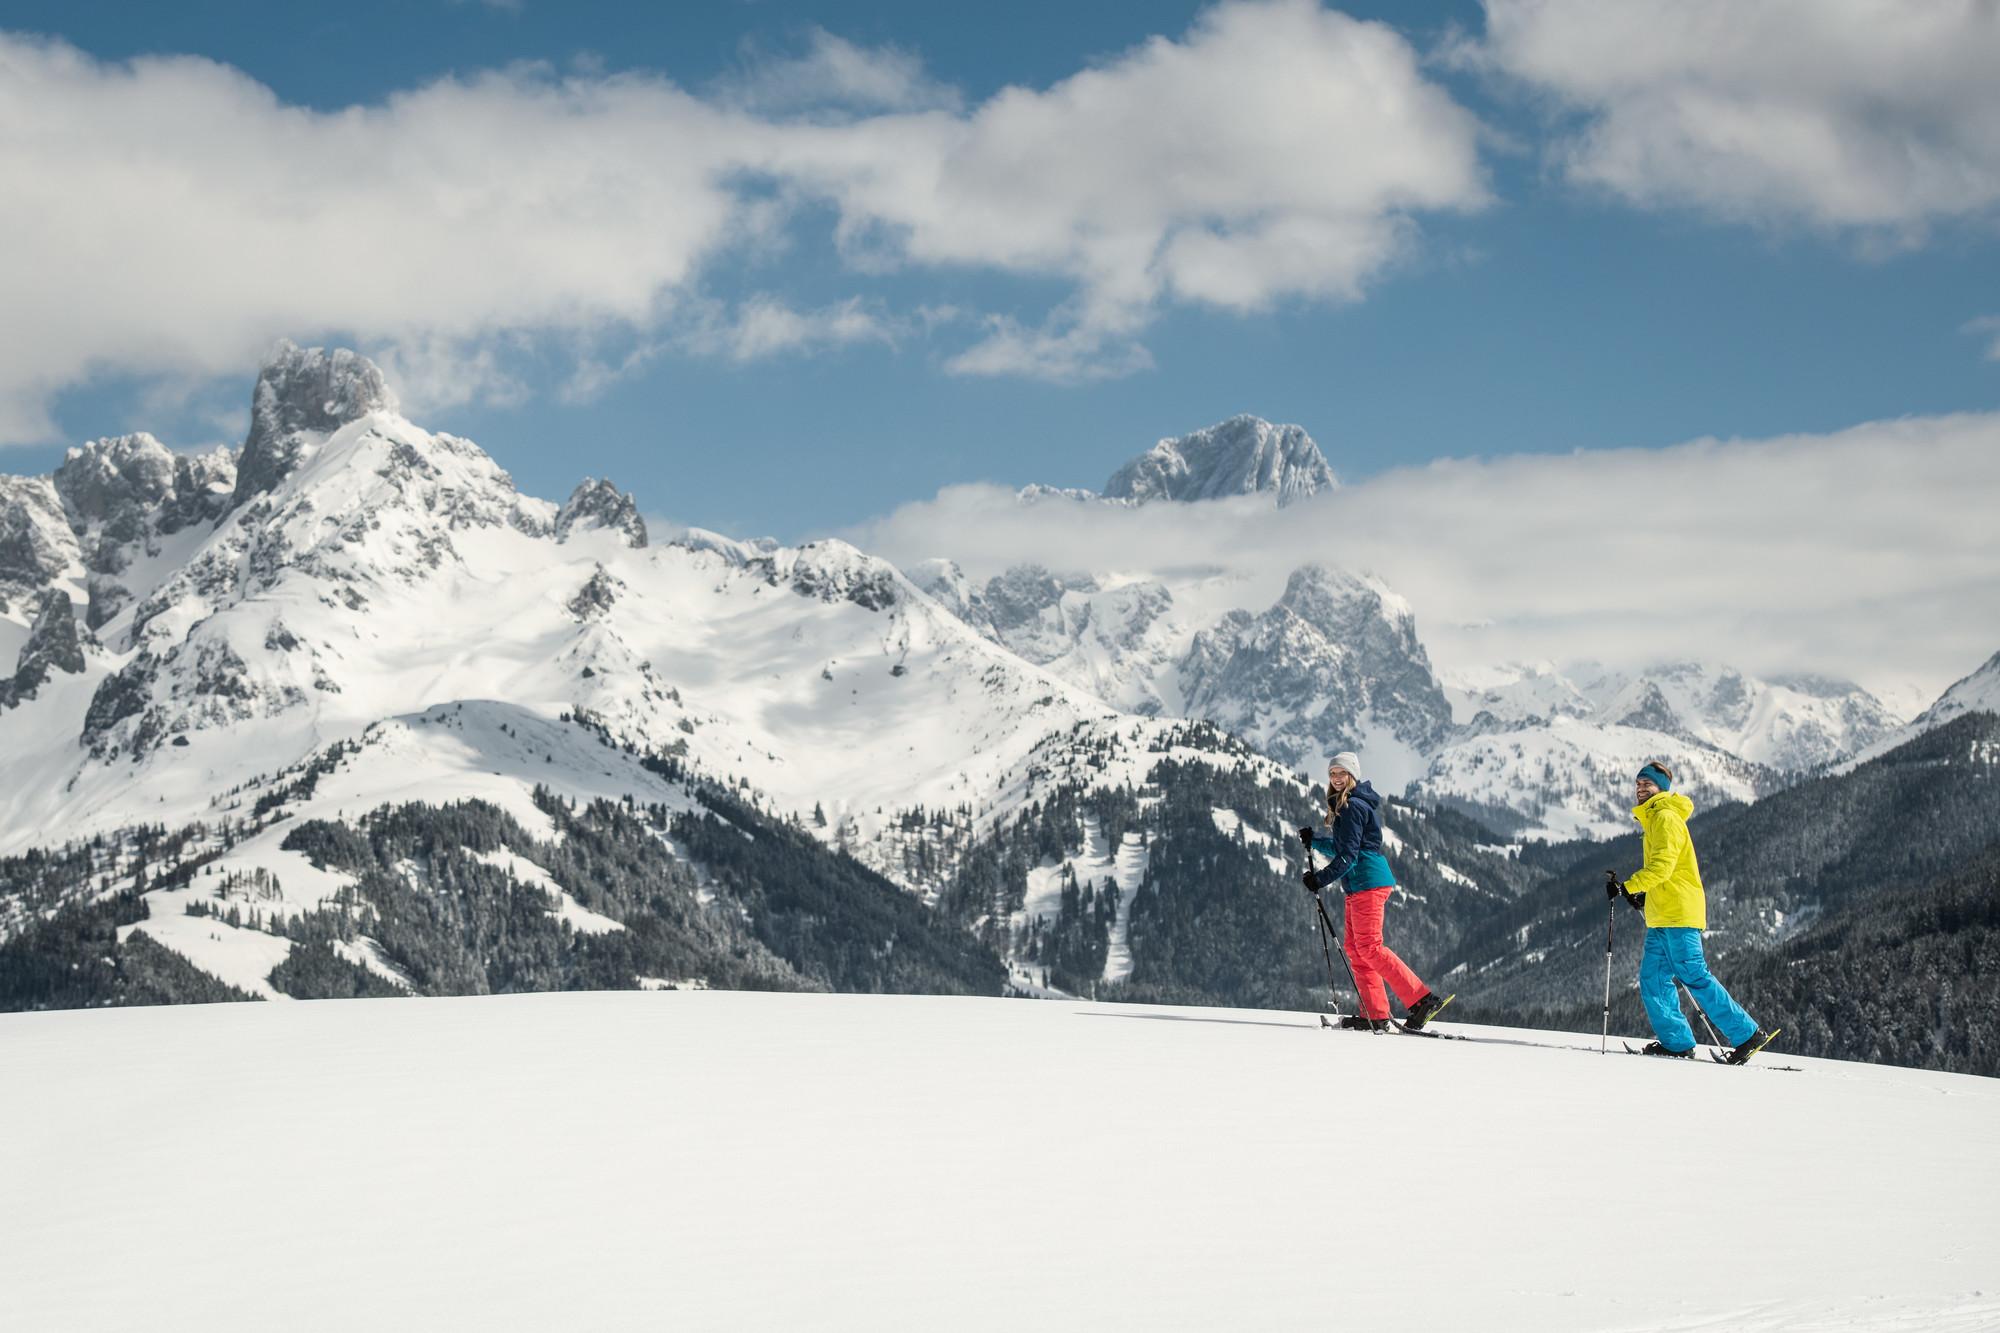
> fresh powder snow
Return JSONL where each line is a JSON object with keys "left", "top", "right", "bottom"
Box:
{"left": 4, "top": 991, "right": 1996, "bottom": 1332}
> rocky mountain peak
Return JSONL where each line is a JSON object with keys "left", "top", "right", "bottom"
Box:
{"left": 54, "top": 434, "right": 177, "bottom": 522}
{"left": 1104, "top": 415, "right": 1337, "bottom": 506}
{"left": 763, "top": 540, "right": 903, "bottom": 613}
{"left": 1275, "top": 563, "right": 1403, "bottom": 627}
{"left": 1179, "top": 563, "right": 1452, "bottom": 781}
{"left": 556, "top": 478, "right": 649, "bottom": 549}
{"left": 1, "top": 476, "right": 79, "bottom": 615}
{"left": 233, "top": 342, "right": 398, "bottom": 507}
{"left": 54, "top": 435, "right": 236, "bottom": 553}
{"left": 1, "top": 590, "right": 93, "bottom": 710}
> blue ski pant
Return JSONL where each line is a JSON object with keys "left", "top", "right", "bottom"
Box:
{"left": 1639, "top": 927, "right": 1758, "bottom": 1052}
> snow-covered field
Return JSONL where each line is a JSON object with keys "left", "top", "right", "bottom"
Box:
{"left": 6, "top": 992, "right": 1997, "bottom": 1332}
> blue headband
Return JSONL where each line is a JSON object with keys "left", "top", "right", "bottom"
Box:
{"left": 1637, "top": 764, "right": 1673, "bottom": 791}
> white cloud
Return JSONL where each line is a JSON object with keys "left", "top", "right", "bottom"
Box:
{"left": 780, "top": 0, "right": 1488, "bottom": 377}
{"left": 0, "top": 4, "right": 1488, "bottom": 441}
{"left": 370, "top": 334, "right": 534, "bottom": 416}
{"left": 687, "top": 295, "right": 899, "bottom": 362}
{"left": 1465, "top": 0, "right": 2000, "bottom": 236}
{"left": 841, "top": 412, "right": 2000, "bottom": 701}
{"left": 0, "top": 35, "right": 748, "bottom": 442}
{"left": 713, "top": 29, "right": 961, "bottom": 115}
{"left": 943, "top": 313, "right": 1156, "bottom": 383}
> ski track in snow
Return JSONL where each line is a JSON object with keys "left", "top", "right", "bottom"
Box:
{"left": 3, "top": 990, "right": 1996, "bottom": 1333}
{"left": 1099, "top": 824, "right": 1149, "bottom": 985}
{"left": 1009, "top": 814, "right": 1152, "bottom": 992}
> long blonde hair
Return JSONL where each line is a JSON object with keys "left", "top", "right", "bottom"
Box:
{"left": 1326, "top": 780, "right": 1351, "bottom": 823}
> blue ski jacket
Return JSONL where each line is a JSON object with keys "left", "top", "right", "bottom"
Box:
{"left": 1305, "top": 781, "right": 1397, "bottom": 895}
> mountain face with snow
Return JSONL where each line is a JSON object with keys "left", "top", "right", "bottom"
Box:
{"left": 955, "top": 411, "right": 1906, "bottom": 828}
{"left": 1446, "top": 660, "right": 1901, "bottom": 773}
{"left": 232, "top": 342, "right": 395, "bottom": 507}
{"left": 1178, "top": 565, "right": 1452, "bottom": 783}
{"left": 556, "top": 478, "right": 649, "bottom": 548}
{"left": 1103, "top": 414, "right": 1337, "bottom": 506}
{"left": 0, "top": 343, "right": 1127, "bottom": 866}
{"left": 1845, "top": 650, "right": 2000, "bottom": 769}
{"left": 1414, "top": 659, "right": 1905, "bottom": 836}
{"left": 1014, "top": 414, "right": 1337, "bottom": 508}
{"left": 908, "top": 560, "right": 1187, "bottom": 715}
{"left": 1410, "top": 717, "right": 1775, "bottom": 840}
{"left": 1913, "top": 650, "right": 2000, "bottom": 727}
{"left": 910, "top": 559, "right": 1452, "bottom": 789}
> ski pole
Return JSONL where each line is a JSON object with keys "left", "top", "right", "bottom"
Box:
{"left": 1678, "top": 979, "right": 1727, "bottom": 1051}
{"left": 1303, "top": 839, "right": 1344, "bottom": 1006}
{"left": 1601, "top": 877, "right": 1615, "bottom": 1055}
{"left": 1303, "top": 834, "right": 1370, "bottom": 1019}
{"left": 1308, "top": 879, "right": 1344, "bottom": 1005}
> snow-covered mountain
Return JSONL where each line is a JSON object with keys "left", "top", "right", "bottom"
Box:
{"left": 1414, "top": 658, "right": 1904, "bottom": 836}
{"left": 5, "top": 345, "right": 1994, "bottom": 1081}
{"left": 1411, "top": 716, "right": 1773, "bottom": 840}
{"left": 1917, "top": 651, "right": 2000, "bottom": 724}
{"left": 911, "top": 560, "right": 1451, "bottom": 788}
{"left": 1845, "top": 649, "right": 2000, "bottom": 768}
{"left": 1103, "top": 414, "right": 1336, "bottom": 505}
{"left": 1177, "top": 565, "right": 1452, "bottom": 782}
{"left": 907, "top": 523, "right": 1893, "bottom": 836}
{"left": 1016, "top": 413, "right": 1337, "bottom": 507}
{"left": 1446, "top": 659, "right": 1902, "bottom": 772}
{"left": 2, "top": 340, "right": 1952, "bottom": 909}
{"left": 914, "top": 411, "right": 1907, "bottom": 831}
{"left": 0, "top": 342, "right": 1127, "bottom": 864}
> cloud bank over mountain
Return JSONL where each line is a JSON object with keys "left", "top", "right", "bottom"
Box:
{"left": 844, "top": 410, "right": 2000, "bottom": 700}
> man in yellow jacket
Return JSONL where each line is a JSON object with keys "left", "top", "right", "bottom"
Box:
{"left": 1611, "top": 762, "right": 1777, "bottom": 1064}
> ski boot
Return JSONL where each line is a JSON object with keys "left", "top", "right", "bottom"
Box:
{"left": 1639, "top": 1041, "right": 1695, "bottom": 1058}
{"left": 1404, "top": 992, "right": 1454, "bottom": 1031}
{"left": 1727, "top": 1027, "right": 1781, "bottom": 1065}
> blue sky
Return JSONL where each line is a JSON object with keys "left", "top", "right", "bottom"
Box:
{"left": 4, "top": 0, "right": 1998, "bottom": 542}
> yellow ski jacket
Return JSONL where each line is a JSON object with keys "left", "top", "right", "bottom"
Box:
{"left": 1626, "top": 791, "right": 1706, "bottom": 929}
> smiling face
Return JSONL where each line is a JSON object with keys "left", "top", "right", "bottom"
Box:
{"left": 1327, "top": 765, "right": 1354, "bottom": 795}
{"left": 1635, "top": 775, "right": 1660, "bottom": 803}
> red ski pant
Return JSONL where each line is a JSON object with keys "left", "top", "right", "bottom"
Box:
{"left": 1343, "top": 886, "right": 1426, "bottom": 1020}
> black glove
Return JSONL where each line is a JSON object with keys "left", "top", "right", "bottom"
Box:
{"left": 1300, "top": 868, "right": 1321, "bottom": 894}
{"left": 1626, "top": 890, "right": 1647, "bottom": 912}
{"left": 1604, "top": 870, "right": 1622, "bottom": 900}
{"left": 1298, "top": 827, "right": 1314, "bottom": 850}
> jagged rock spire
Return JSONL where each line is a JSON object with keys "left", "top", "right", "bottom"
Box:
{"left": 232, "top": 341, "right": 398, "bottom": 507}
{"left": 556, "top": 478, "right": 648, "bottom": 549}
{"left": 1, "top": 590, "right": 92, "bottom": 710}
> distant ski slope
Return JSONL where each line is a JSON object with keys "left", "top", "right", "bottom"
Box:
{"left": 5, "top": 990, "right": 1997, "bottom": 1332}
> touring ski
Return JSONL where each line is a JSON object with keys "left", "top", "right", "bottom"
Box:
{"left": 1319, "top": 1013, "right": 1469, "bottom": 1041}
{"left": 1622, "top": 1040, "right": 1801, "bottom": 1071}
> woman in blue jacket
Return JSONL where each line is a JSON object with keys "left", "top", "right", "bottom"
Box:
{"left": 1299, "top": 751, "right": 1448, "bottom": 1031}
